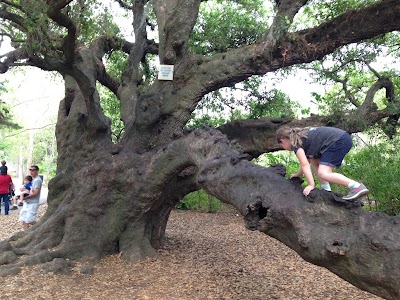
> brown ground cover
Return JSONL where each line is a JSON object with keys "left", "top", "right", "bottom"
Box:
{"left": 0, "top": 205, "right": 382, "bottom": 300}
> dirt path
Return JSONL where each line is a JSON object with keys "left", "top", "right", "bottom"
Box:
{"left": 0, "top": 207, "right": 382, "bottom": 299}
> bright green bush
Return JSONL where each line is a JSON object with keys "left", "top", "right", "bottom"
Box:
{"left": 176, "top": 190, "right": 223, "bottom": 213}
{"left": 338, "top": 142, "right": 400, "bottom": 215}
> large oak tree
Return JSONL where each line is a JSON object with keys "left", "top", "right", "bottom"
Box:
{"left": 1, "top": 1, "right": 400, "bottom": 299}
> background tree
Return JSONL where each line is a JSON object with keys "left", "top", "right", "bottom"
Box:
{"left": 0, "top": 76, "right": 57, "bottom": 180}
{"left": 0, "top": 81, "right": 20, "bottom": 129}
{"left": 1, "top": 1, "right": 400, "bottom": 299}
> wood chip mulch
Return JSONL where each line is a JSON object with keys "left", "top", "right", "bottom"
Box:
{"left": 0, "top": 205, "right": 382, "bottom": 300}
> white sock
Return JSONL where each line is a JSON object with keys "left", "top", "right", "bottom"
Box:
{"left": 347, "top": 181, "right": 360, "bottom": 189}
{"left": 321, "top": 183, "right": 331, "bottom": 191}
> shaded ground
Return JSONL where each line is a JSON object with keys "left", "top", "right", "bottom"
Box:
{"left": 0, "top": 205, "right": 382, "bottom": 300}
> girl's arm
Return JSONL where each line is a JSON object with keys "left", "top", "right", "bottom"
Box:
{"left": 295, "top": 148, "right": 315, "bottom": 196}
{"left": 290, "top": 168, "right": 303, "bottom": 178}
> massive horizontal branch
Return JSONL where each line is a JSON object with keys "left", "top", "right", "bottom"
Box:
{"left": 217, "top": 102, "right": 400, "bottom": 158}
{"left": 184, "top": 126, "right": 400, "bottom": 300}
{"left": 192, "top": 0, "right": 400, "bottom": 95}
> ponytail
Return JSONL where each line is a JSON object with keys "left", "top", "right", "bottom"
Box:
{"left": 276, "top": 126, "right": 309, "bottom": 148}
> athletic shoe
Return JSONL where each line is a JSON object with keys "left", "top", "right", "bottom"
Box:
{"left": 10, "top": 206, "right": 18, "bottom": 210}
{"left": 342, "top": 183, "right": 369, "bottom": 201}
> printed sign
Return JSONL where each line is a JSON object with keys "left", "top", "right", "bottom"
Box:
{"left": 158, "top": 65, "right": 174, "bottom": 80}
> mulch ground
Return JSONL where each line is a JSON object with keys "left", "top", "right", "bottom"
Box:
{"left": 0, "top": 205, "right": 382, "bottom": 300}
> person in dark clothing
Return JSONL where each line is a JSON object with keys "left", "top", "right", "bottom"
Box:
{"left": 0, "top": 160, "right": 8, "bottom": 175}
{"left": 276, "top": 126, "right": 369, "bottom": 201}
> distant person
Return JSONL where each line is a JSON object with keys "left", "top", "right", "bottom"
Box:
{"left": 10, "top": 175, "right": 33, "bottom": 210}
{"left": 276, "top": 126, "right": 369, "bottom": 200}
{"left": 19, "top": 166, "right": 42, "bottom": 231}
{"left": 0, "top": 166, "right": 14, "bottom": 215}
{"left": 0, "top": 160, "right": 8, "bottom": 175}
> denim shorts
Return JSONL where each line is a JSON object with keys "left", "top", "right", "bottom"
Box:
{"left": 319, "top": 133, "right": 352, "bottom": 168}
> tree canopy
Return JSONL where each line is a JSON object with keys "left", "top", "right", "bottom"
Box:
{"left": 1, "top": 1, "right": 400, "bottom": 299}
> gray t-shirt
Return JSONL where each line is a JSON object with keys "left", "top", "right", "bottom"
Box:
{"left": 293, "top": 127, "right": 346, "bottom": 159}
{"left": 26, "top": 176, "right": 43, "bottom": 203}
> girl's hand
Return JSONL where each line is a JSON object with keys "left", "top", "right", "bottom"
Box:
{"left": 290, "top": 173, "right": 301, "bottom": 179}
{"left": 303, "top": 185, "right": 315, "bottom": 196}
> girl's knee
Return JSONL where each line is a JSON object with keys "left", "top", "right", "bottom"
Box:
{"left": 318, "top": 170, "right": 330, "bottom": 181}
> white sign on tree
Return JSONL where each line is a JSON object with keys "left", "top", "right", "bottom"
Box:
{"left": 158, "top": 65, "right": 174, "bottom": 80}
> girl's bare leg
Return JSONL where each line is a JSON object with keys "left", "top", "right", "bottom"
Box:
{"left": 318, "top": 164, "right": 352, "bottom": 187}
{"left": 309, "top": 159, "right": 329, "bottom": 185}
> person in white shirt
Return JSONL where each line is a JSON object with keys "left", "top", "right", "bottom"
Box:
{"left": 19, "top": 165, "right": 43, "bottom": 231}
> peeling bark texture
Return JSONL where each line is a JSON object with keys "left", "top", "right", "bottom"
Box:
{"left": 1, "top": 1, "right": 400, "bottom": 299}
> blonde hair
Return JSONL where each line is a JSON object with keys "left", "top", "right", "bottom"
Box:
{"left": 276, "top": 126, "right": 309, "bottom": 148}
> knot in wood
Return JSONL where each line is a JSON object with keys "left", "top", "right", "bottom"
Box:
{"left": 326, "top": 240, "right": 349, "bottom": 256}
{"left": 297, "top": 234, "right": 310, "bottom": 248}
{"left": 269, "top": 164, "right": 287, "bottom": 177}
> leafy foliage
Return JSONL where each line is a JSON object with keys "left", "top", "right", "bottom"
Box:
{"left": 72, "top": 2, "right": 122, "bottom": 43}
{"left": 0, "top": 82, "right": 21, "bottom": 129}
{"left": 247, "top": 88, "right": 300, "bottom": 119}
{"left": 98, "top": 86, "right": 124, "bottom": 143}
{"left": 32, "top": 123, "right": 57, "bottom": 179}
{"left": 0, "top": 80, "right": 56, "bottom": 181}
{"left": 297, "top": 38, "right": 400, "bottom": 124}
{"left": 189, "top": 0, "right": 269, "bottom": 55}
{"left": 299, "top": 0, "right": 378, "bottom": 29}
{"left": 337, "top": 135, "right": 400, "bottom": 215}
{"left": 188, "top": 76, "right": 301, "bottom": 128}
{"left": 256, "top": 151, "right": 299, "bottom": 178}
{"left": 176, "top": 190, "right": 223, "bottom": 212}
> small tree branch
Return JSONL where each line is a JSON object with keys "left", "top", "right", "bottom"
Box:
{"left": 46, "top": 0, "right": 77, "bottom": 64}
{"left": 0, "top": 7, "right": 27, "bottom": 32}
{"left": 5, "top": 123, "right": 55, "bottom": 138}
{"left": 113, "top": 0, "right": 133, "bottom": 10}
{"left": 0, "top": 48, "right": 28, "bottom": 73}
{"left": 0, "top": 0, "right": 23, "bottom": 10}
{"left": 217, "top": 103, "right": 400, "bottom": 158}
{"left": 265, "top": 0, "right": 309, "bottom": 41}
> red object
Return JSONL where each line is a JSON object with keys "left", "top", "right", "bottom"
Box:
{"left": 0, "top": 174, "right": 13, "bottom": 194}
